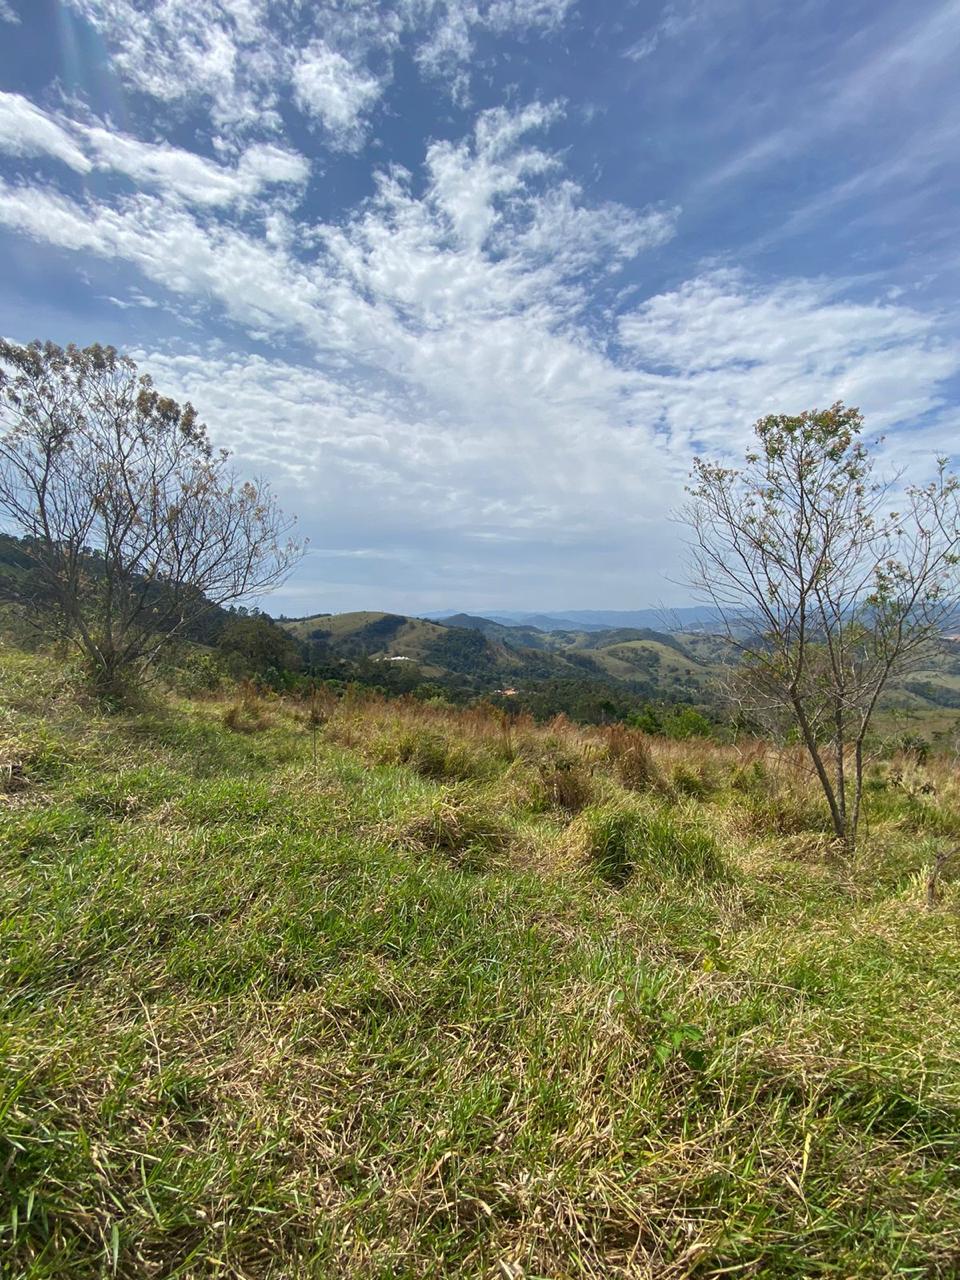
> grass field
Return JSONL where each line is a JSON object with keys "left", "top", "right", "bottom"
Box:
{"left": 1, "top": 650, "right": 959, "bottom": 1278}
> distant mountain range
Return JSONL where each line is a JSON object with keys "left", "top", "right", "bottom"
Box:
{"left": 426, "top": 607, "right": 724, "bottom": 633}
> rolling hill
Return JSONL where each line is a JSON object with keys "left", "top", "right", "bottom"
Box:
{"left": 280, "top": 608, "right": 960, "bottom": 738}
{"left": 282, "top": 609, "right": 719, "bottom": 704}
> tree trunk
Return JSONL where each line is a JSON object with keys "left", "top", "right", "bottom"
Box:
{"left": 791, "top": 693, "right": 846, "bottom": 844}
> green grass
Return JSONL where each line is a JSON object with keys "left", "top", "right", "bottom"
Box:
{"left": 1, "top": 651, "right": 959, "bottom": 1277}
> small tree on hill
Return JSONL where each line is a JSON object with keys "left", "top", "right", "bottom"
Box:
{"left": 682, "top": 402, "right": 960, "bottom": 852}
{"left": 0, "top": 340, "right": 302, "bottom": 697}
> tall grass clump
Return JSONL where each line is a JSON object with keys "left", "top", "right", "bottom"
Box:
{"left": 603, "top": 723, "right": 661, "bottom": 791}
{"left": 576, "top": 799, "right": 724, "bottom": 886}
{"left": 371, "top": 723, "right": 496, "bottom": 782}
{"left": 536, "top": 750, "right": 595, "bottom": 813}
{"left": 222, "top": 681, "right": 271, "bottom": 734}
{"left": 395, "top": 786, "right": 511, "bottom": 870}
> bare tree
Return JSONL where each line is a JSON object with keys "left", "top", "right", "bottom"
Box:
{"left": 0, "top": 340, "right": 302, "bottom": 696}
{"left": 682, "top": 402, "right": 960, "bottom": 852}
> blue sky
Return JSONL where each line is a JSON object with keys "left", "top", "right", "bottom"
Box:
{"left": 0, "top": 0, "right": 957, "bottom": 616}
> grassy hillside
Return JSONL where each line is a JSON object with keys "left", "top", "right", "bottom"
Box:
{"left": 2, "top": 651, "right": 960, "bottom": 1277}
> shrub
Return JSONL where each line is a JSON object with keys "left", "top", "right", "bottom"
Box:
{"left": 575, "top": 801, "right": 724, "bottom": 887}
{"left": 896, "top": 733, "right": 932, "bottom": 765}
{"left": 629, "top": 704, "right": 714, "bottom": 740}
{"left": 175, "top": 651, "right": 228, "bottom": 697}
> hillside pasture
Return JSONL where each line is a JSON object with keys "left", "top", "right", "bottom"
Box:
{"left": 1, "top": 652, "right": 959, "bottom": 1277}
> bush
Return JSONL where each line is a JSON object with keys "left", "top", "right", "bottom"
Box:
{"left": 575, "top": 801, "right": 724, "bottom": 887}
{"left": 175, "top": 651, "right": 228, "bottom": 696}
{"left": 629, "top": 704, "right": 714, "bottom": 740}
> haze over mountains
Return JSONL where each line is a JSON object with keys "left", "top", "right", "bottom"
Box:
{"left": 427, "top": 608, "right": 723, "bottom": 633}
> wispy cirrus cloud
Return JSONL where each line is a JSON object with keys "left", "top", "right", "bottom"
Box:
{"left": 0, "top": 91, "right": 309, "bottom": 205}
{"left": 702, "top": 0, "right": 960, "bottom": 190}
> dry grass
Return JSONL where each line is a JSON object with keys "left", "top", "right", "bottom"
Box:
{"left": 222, "top": 682, "right": 272, "bottom": 734}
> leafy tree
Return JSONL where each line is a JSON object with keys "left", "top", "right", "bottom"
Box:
{"left": 0, "top": 340, "right": 301, "bottom": 697}
{"left": 629, "top": 704, "right": 713, "bottom": 739}
{"left": 683, "top": 402, "right": 960, "bottom": 851}
{"left": 218, "top": 611, "right": 303, "bottom": 677}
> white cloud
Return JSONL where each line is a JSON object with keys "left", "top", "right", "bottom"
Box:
{"left": 65, "top": 0, "right": 578, "bottom": 144}
{"left": 1, "top": 75, "right": 956, "bottom": 609}
{"left": 624, "top": 1, "right": 701, "bottom": 62}
{"left": 703, "top": 0, "right": 960, "bottom": 189}
{"left": 0, "top": 92, "right": 309, "bottom": 206}
{"left": 81, "top": 125, "right": 309, "bottom": 205}
{"left": 0, "top": 1, "right": 20, "bottom": 23}
{"left": 292, "top": 42, "right": 384, "bottom": 151}
{"left": 619, "top": 271, "right": 958, "bottom": 454}
{"left": 0, "top": 91, "right": 92, "bottom": 172}
{"left": 414, "top": 0, "right": 574, "bottom": 86}
{"left": 64, "top": 0, "right": 282, "bottom": 134}
{"left": 125, "top": 258, "right": 960, "bottom": 614}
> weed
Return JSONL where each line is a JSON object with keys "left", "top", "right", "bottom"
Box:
{"left": 538, "top": 756, "right": 595, "bottom": 813}
{"left": 670, "top": 760, "right": 716, "bottom": 798}
{"left": 223, "top": 682, "right": 271, "bottom": 734}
